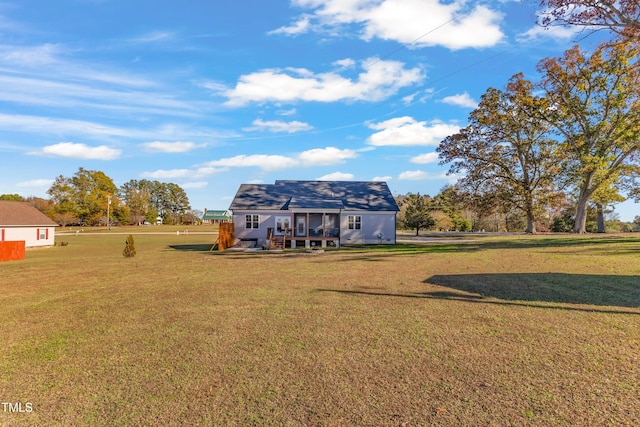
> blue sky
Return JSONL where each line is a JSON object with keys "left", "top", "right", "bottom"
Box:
{"left": 1, "top": 0, "right": 637, "bottom": 220}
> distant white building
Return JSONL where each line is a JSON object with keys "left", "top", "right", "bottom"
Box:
{"left": 0, "top": 201, "right": 58, "bottom": 248}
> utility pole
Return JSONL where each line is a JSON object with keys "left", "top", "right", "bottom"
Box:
{"left": 107, "top": 195, "right": 112, "bottom": 230}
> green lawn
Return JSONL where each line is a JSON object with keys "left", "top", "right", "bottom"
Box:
{"left": 1, "top": 232, "right": 639, "bottom": 426}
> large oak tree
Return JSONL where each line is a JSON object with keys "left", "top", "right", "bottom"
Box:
{"left": 539, "top": 0, "right": 640, "bottom": 37}
{"left": 438, "top": 74, "right": 559, "bottom": 233}
{"left": 538, "top": 39, "right": 640, "bottom": 233}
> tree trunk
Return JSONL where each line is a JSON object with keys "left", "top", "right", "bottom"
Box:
{"left": 596, "top": 204, "right": 605, "bottom": 233}
{"left": 525, "top": 211, "right": 536, "bottom": 233}
{"left": 573, "top": 190, "right": 590, "bottom": 233}
{"left": 525, "top": 195, "right": 536, "bottom": 234}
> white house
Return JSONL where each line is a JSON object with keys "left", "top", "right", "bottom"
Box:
{"left": 0, "top": 201, "right": 58, "bottom": 248}
{"left": 229, "top": 180, "right": 399, "bottom": 248}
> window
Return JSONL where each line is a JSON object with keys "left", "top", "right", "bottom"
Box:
{"left": 348, "top": 215, "right": 361, "bottom": 230}
{"left": 40, "top": 229, "right": 47, "bottom": 240}
{"left": 245, "top": 214, "right": 259, "bottom": 229}
{"left": 275, "top": 216, "right": 291, "bottom": 233}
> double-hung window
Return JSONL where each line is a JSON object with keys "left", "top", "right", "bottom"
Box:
{"left": 245, "top": 214, "right": 259, "bottom": 229}
{"left": 348, "top": 215, "right": 361, "bottom": 230}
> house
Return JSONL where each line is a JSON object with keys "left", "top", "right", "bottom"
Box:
{"left": 202, "top": 209, "right": 231, "bottom": 225}
{"left": 229, "top": 180, "right": 399, "bottom": 248}
{"left": 0, "top": 201, "right": 58, "bottom": 248}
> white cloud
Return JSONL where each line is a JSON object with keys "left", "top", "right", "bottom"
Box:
{"left": 517, "top": 24, "right": 583, "bottom": 42}
{"left": 367, "top": 116, "right": 459, "bottom": 146}
{"left": 203, "top": 147, "right": 358, "bottom": 171}
{"left": 297, "top": 147, "right": 358, "bottom": 165}
{"left": 0, "top": 74, "right": 198, "bottom": 117}
{"left": 272, "top": 0, "right": 504, "bottom": 50}
{"left": 410, "top": 152, "right": 439, "bottom": 164}
{"left": 517, "top": 10, "right": 586, "bottom": 42}
{"left": 0, "top": 113, "right": 224, "bottom": 145}
{"left": 181, "top": 181, "right": 208, "bottom": 189}
{"left": 316, "top": 172, "right": 355, "bottom": 181}
{"left": 143, "top": 141, "right": 201, "bottom": 153}
{"left": 277, "top": 108, "right": 297, "bottom": 116}
{"left": 222, "top": 58, "right": 423, "bottom": 106}
{"left": 441, "top": 92, "right": 477, "bottom": 108}
{"left": 398, "top": 170, "right": 458, "bottom": 183}
{"left": 372, "top": 175, "right": 392, "bottom": 182}
{"left": 399, "top": 170, "right": 431, "bottom": 180}
{"left": 129, "top": 31, "right": 176, "bottom": 44}
{"left": 268, "top": 14, "right": 313, "bottom": 35}
{"left": 141, "top": 169, "right": 192, "bottom": 179}
{"left": 245, "top": 119, "right": 313, "bottom": 133}
{"left": 0, "top": 113, "right": 129, "bottom": 138}
{"left": 204, "top": 154, "right": 299, "bottom": 171}
{"left": 32, "top": 142, "right": 121, "bottom": 160}
{"left": 16, "top": 178, "right": 53, "bottom": 187}
{"left": 333, "top": 58, "right": 356, "bottom": 69}
{"left": 141, "top": 166, "right": 225, "bottom": 180}
{"left": 0, "top": 43, "right": 61, "bottom": 67}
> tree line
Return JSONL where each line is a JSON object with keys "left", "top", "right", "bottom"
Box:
{"left": 435, "top": 26, "right": 640, "bottom": 233}
{"left": 1, "top": 167, "right": 200, "bottom": 226}
{"left": 395, "top": 188, "right": 640, "bottom": 235}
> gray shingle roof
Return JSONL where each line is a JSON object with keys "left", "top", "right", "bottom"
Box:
{"left": 229, "top": 180, "right": 399, "bottom": 211}
{"left": 0, "top": 201, "right": 58, "bottom": 226}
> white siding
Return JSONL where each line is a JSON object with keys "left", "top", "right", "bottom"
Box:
{"left": 1, "top": 226, "right": 56, "bottom": 248}
{"left": 231, "top": 210, "right": 289, "bottom": 246}
{"left": 340, "top": 211, "right": 396, "bottom": 244}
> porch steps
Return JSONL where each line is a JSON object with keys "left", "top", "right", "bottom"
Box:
{"left": 270, "top": 235, "right": 285, "bottom": 250}
{"left": 267, "top": 227, "right": 287, "bottom": 250}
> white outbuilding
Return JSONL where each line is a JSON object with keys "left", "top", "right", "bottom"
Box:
{"left": 0, "top": 201, "right": 58, "bottom": 248}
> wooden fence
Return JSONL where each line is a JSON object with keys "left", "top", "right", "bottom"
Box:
{"left": 0, "top": 241, "right": 26, "bottom": 262}
{"left": 217, "top": 223, "right": 235, "bottom": 251}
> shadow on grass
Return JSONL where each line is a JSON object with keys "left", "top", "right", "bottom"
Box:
{"left": 470, "top": 236, "right": 640, "bottom": 252}
{"left": 425, "top": 273, "right": 639, "bottom": 308}
{"left": 318, "top": 272, "right": 640, "bottom": 314}
{"left": 167, "top": 244, "right": 214, "bottom": 251}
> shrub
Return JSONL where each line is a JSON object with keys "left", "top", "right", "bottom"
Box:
{"left": 123, "top": 234, "right": 136, "bottom": 257}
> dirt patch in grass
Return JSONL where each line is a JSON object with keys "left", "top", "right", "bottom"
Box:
{"left": 1, "top": 234, "right": 638, "bottom": 425}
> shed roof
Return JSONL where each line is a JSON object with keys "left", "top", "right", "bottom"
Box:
{"left": 0, "top": 201, "right": 58, "bottom": 226}
{"left": 229, "top": 180, "right": 399, "bottom": 212}
{"left": 202, "top": 210, "right": 231, "bottom": 220}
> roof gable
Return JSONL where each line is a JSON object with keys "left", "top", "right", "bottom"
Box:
{"left": 0, "top": 201, "right": 58, "bottom": 226}
{"left": 229, "top": 180, "right": 399, "bottom": 212}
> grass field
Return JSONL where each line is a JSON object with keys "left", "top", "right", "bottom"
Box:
{"left": 1, "top": 230, "right": 639, "bottom": 426}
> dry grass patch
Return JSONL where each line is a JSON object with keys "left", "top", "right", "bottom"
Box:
{"left": 1, "top": 233, "right": 639, "bottom": 426}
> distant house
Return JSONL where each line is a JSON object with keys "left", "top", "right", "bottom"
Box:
{"left": 229, "top": 180, "right": 399, "bottom": 248}
{"left": 202, "top": 209, "right": 231, "bottom": 225}
{"left": 0, "top": 201, "right": 58, "bottom": 248}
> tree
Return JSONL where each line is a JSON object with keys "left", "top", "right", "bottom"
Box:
{"left": 164, "top": 183, "right": 191, "bottom": 224}
{"left": 71, "top": 168, "right": 119, "bottom": 225}
{"left": 123, "top": 235, "right": 136, "bottom": 258}
{"left": 538, "top": 39, "right": 640, "bottom": 233}
{"left": 47, "top": 175, "right": 79, "bottom": 224}
{"left": 120, "top": 180, "right": 152, "bottom": 225}
{"left": 401, "top": 193, "right": 435, "bottom": 235}
{"left": 539, "top": 0, "right": 640, "bottom": 38}
{"left": 432, "top": 185, "right": 472, "bottom": 231}
{"left": 46, "top": 168, "right": 120, "bottom": 226}
{"left": 120, "top": 179, "right": 191, "bottom": 225}
{"left": 0, "top": 194, "right": 23, "bottom": 201}
{"left": 438, "top": 74, "right": 560, "bottom": 233}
